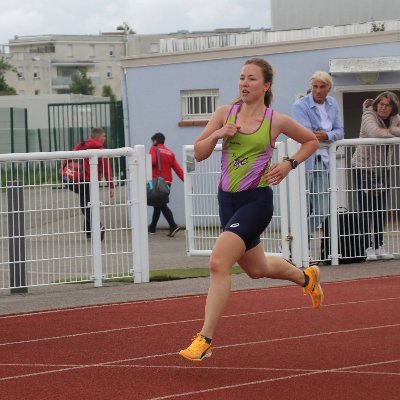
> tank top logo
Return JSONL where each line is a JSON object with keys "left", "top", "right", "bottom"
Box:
{"left": 233, "top": 154, "right": 249, "bottom": 169}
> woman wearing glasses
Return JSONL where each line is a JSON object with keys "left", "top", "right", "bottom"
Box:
{"left": 352, "top": 91, "right": 400, "bottom": 260}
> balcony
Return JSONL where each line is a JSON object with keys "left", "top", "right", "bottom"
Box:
{"left": 52, "top": 76, "right": 102, "bottom": 88}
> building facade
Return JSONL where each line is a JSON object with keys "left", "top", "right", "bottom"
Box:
{"left": 120, "top": 21, "right": 400, "bottom": 226}
{"left": 4, "top": 33, "right": 128, "bottom": 98}
{"left": 3, "top": 28, "right": 254, "bottom": 100}
{"left": 270, "top": 0, "right": 400, "bottom": 31}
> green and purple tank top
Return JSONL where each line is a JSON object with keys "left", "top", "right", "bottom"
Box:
{"left": 219, "top": 103, "right": 274, "bottom": 192}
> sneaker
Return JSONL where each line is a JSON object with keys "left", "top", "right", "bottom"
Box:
{"left": 148, "top": 226, "right": 156, "bottom": 235}
{"left": 302, "top": 265, "right": 324, "bottom": 309}
{"left": 376, "top": 246, "right": 394, "bottom": 260}
{"left": 179, "top": 334, "right": 212, "bottom": 361}
{"left": 167, "top": 226, "right": 181, "bottom": 237}
{"left": 366, "top": 247, "right": 378, "bottom": 261}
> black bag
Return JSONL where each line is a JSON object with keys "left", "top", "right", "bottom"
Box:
{"left": 146, "top": 148, "right": 170, "bottom": 207}
{"left": 321, "top": 208, "right": 368, "bottom": 264}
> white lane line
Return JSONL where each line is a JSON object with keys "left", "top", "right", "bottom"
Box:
{"left": 1, "top": 325, "right": 399, "bottom": 382}
{"left": 1, "top": 362, "right": 399, "bottom": 377}
{"left": 1, "top": 296, "right": 399, "bottom": 347}
{"left": 1, "top": 275, "right": 398, "bottom": 319}
{"left": 144, "top": 359, "right": 400, "bottom": 400}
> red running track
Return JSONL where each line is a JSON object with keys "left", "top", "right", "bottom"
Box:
{"left": 0, "top": 276, "right": 399, "bottom": 400}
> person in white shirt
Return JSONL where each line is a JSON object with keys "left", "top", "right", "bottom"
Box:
{"left": 291, "top": 71, "right": 344, "bottom": 237}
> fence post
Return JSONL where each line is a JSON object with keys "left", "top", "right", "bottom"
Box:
{"left": 276, "top": 143, "right": 291, "bottom": 259}
{"left": 183, "top": 146, "right": 195, "bottom": 256}
{"left": 128, "top": 145, "right": 149, "bottom": 283}
{"left": 89, "top": 155, "right": 103, "bottom": 287}
{"left": 7, "top": 181, "right": 27, "bottom": 293}
{"left": 329, "top": 143, "right": 339, "bottom": 265}
{"left": 287, "top": 140, "right": 304, "bottom": 267}
{"left": 299, "top": 160, "right": 310, "bottom": 268}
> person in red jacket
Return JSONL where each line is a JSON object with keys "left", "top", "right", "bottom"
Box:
{"left": 148, "top": 132, "right": 184, "bottom": 237}
{"left": 69, "top": 127, "right": 114, "bottom": 241}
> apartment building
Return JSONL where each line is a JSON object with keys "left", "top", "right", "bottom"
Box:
{"left": 3, "top": 28, "right": 253, "bottom": 100}
{"left": 4, "top": 32, "right": 130, "bottom": 98}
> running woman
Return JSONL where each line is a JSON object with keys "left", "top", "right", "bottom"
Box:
{"left": 179, "top": 58, "right": 322, "bottom": 362}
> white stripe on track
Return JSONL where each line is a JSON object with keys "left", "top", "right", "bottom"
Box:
{"left": 1, "top": 296, "right": 399, "bottom": 347}
{"left": 1, "top": 275, "right": 398, "bottom": 319}
{"left": 1, "top": 324, "right": 399, "bottom": 382}
{"left": 144, "top": 359, "right": 400, "bottom": 400}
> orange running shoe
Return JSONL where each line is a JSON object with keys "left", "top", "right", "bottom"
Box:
{"left": 179, "top": 334, "right": 212, "bottom": 361}
{"left": 303, "top": 265, "right": 324, "bottom": 308}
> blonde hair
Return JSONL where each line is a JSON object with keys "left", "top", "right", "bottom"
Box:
{"left": 309, "top": 71, "right": 333, "bottom": 88}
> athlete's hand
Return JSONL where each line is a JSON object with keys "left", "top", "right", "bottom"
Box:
{"left": 214, "top": 123, "right": 240, "bottom": 139}
{"left": 266, "top": 161, "right": 292, "bottom": 185}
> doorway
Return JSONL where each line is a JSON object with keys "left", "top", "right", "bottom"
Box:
{"left": 343, "top": 90, "right": 400, "bottom": 138}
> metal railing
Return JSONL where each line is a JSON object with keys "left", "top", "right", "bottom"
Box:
{"left": 183, "top": 142, "right": 291, "bottom": 260}
{"left": 183, "top": 138, "right": 400, "bottom": 267}
{"left": 0, "top": 146, "right": 149, "bottom": 292}
{"left": 306, "top": 138, "right": 400, "bottom": 266}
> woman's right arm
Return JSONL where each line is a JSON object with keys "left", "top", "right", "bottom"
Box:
{"left": 194, "top": 105, "right": 238, "bottom": 161}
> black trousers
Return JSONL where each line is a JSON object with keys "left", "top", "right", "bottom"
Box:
{"left": 149, "top": 204, "right": 177, "bottom": 230}
{"left": 352, "top": 169, "right": 388, "bottom": 249}
{"left": 78, "top": 182, "right": 92, "bottom": 235}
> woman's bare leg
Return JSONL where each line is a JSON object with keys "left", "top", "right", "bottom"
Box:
{"left": 200, "top": 231, "right": 246, "bottom": 339}
{"left": 238, "top": 244, "right": 305, "bottom": 284}
{"left": 238, "top": 244, "right": 323, "bottom": 309}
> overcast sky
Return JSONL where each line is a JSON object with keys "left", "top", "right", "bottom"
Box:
{"left": 0, "top": 0, "right": 271, "bottom": 45}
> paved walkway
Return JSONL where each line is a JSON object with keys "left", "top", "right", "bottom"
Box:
{"left": 1, "top": 229, "right": 399, "bottom": 315}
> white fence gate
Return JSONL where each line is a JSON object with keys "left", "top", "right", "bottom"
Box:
{"left": 183, "top": 142, "right": 292, "bottom": 261}
{"left": 0, "top": 146, "right": 149, "bottom": 292}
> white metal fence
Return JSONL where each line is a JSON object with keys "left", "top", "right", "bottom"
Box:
{"left": 183, "top": 143, "right": 291, "bottom": 260}
{"left": 183, "top": 138, "right": 400, "bottom": 267}
{"left": 0, "top": 146, "right": 149, "bottom": 292}
{"left": 307, "top": 138, "right": 400, "bottom": 267}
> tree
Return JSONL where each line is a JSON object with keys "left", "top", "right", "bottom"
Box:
{"left": 102, "top": 85, "right": 117, "bottom": 101}
{"left": 69, "top": 69, "right": 95, "bottom": 95}
{"left": 0, "top": 57, "right": 17, "bottom": 95}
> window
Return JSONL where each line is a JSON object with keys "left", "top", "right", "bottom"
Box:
{"left": 33, "top": 68, "right": 39, "bottom": 79}
{"left": 17, "top": 67, "right": 24, "bottom": 79}
{"left": 106, "top": 66, "right": 112, "bottom": 79}
{"left": 181, "top": 89, "right": 219, "bottom": 121}
{"left": 89, "top": 44, "right": 95, "bottom": 58}
{"left": 109, "top": 45, "right": 115, "bottom": 56}
{"left": 67, "top": 44, "right": 73, "bottom": 57}
{"left": 34, "top": 89, "right": 40, "bottom": 95}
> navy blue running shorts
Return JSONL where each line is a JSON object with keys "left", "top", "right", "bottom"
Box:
{"left": 218, "top": 186, "right": 274, "bottom": 251}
